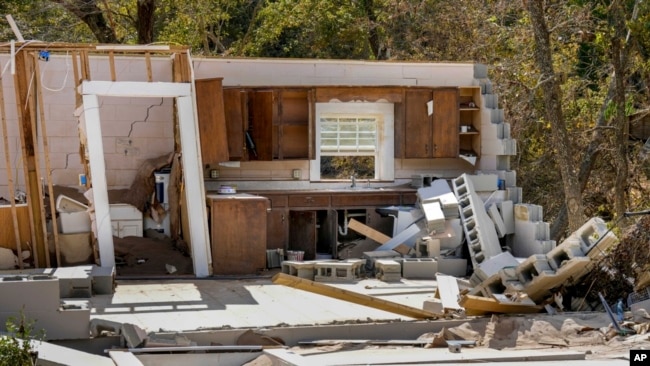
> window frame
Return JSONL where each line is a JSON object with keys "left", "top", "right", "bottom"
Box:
{"left": 311, "top": 102, "right": 394, "bottom": 182}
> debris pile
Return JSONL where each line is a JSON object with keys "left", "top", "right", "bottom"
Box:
{"left": 275, "top": 173, "right": 624, "bottom": 318}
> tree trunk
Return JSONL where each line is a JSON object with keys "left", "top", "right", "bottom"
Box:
{"left": 611, "top": 0, "right": 629, "bottom": 222}
{"left": 136, "top": 0, "right": 155, "bottom": 44}
{"left": 525, "top": 0, "right": 585, "bottom": 232}
{"left": 550, "top": 0, "right": 640, "bottom": 239}
{"left": 51, "top": 0, "right": 118, "bottom": 43}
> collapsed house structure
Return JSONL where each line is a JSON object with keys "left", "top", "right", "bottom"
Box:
{"left": 0, "top": 42, "right": 645, "bottom": 364}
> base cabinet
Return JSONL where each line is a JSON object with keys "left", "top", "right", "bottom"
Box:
{"left": 209, "top": 195, "right": 268, "bottom": 275}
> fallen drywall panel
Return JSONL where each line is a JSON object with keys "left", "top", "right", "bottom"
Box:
{"left": 272, "top": 273, "right": 441, "bottom": 319}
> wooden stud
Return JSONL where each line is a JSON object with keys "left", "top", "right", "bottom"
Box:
{"left": 108, "top": 51, "right": 116, "bottom": 81}
{"left": 145, "top": 51, "right": 153, "bottom": 82}
{"left": 12, "top": 49, "right": 46, "bottom": 268}
{"left": 33, "top": 54, "right": 61, "bottom": 267}
{"left": 0, "top": 61, "right": 24, "bottom": 268}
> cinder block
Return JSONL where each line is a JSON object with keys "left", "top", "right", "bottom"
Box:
{"left": 437, "top": 257, "right": 467, "bottom": 277}
{"left": 91, "top": 265, "right": 115, "bottom": 295}
{"left": 0, "top": 275, "right": 60, "bottom": 311}
{"left": 281, "top": 261, "right": 316, "bottom": 280}
{"left": 122, "top": 323, "right": 148, "bottom": 348}
{"left": 422, "top": 299, "right": 444, "bottom": 314}
{"left": 416, "top": 236, "right": 440, "bottom": 258}
{"left": 473, "top": 251, "right": 519, "bottom": 282}
{"left": 402, "top": 258, "right": 437, "bottom": 279}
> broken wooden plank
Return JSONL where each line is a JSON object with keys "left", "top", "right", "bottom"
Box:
{"left": 272, "top": 273, "right": 441, "bottom": 319}
{"left": 458, "top": 294, "right": 543, "bottom": 316}
{"left": 348, "top": 218, "right": 390, "bottom": 244}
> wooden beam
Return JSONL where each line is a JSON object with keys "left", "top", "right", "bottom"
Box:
{"left": 272, "top": 273, "right": 440, "bottom": 319}
{"left": 458, "top": 294, "right": 543, "bottom": 316}
{"left": 315, "top": 87, "right": 404, "bottom": 103}
{"left": 348, "top": 218, "right": 390, "bottom": 244}
{"left": 0, "top": 61, "right": 25, "bottom": 267}
{"left": 13, "top": 49, "right": 46, "bottom": 267}
{"left": 81, "top": 80, "right": 191, "bottom": 97}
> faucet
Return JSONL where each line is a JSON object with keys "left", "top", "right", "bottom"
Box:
{"left": 350, "top": 175, "right": 356, "bottom": 188}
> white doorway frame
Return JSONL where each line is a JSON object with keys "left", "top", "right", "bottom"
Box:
{"left": 81, "top": 80, "right": 211, "bottom": 277}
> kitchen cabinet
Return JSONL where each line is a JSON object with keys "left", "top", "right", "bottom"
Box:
{"left": 459, "top": 86, "right": 481, "bottom": 158}
{"left": 208, "top": 194, "right": 268, "bottom": 275}
{"left": 404, "top": 87, "right": 459, "bottom": 158}
{"left": 195, "top": 78, "right": 230, "bottom": 164}
{"left": 222, "top": 88, "right": 312, "bottom": 161}
{"left": 289, "top": 209, "right": 337, "bottom": 261}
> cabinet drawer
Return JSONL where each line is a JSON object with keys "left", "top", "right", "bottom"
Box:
{"left": 263, "top": 194, "right": 288, "bottom": 208}
{"left": 288, "top": 195, "right": 330, "bottom": 207}
{"left": 331, "top": 194, "right": 401, "bottom": 207}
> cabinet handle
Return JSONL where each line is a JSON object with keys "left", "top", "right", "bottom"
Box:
{"left": 282, "top": 214, "right": 285, "bottom": 222}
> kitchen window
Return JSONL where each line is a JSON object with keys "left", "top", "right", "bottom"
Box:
{"left": 311, "top": 103, "right": 394, "bottom": 181}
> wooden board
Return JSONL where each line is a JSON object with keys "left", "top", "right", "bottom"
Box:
{"left": 458, "top": 294, "right": 543, "bottom": 316}
{"left": 195, "top": 78, "right": 229, "bottom": 164}
{"left": 0, "top": 204, "right": 30, "bottom": 250}
{"left": 348, "top": 218, "right": 390, "bottom": 244}
{"left": 435, "top": 275, "right": 463, "bottom": 311}
{"left": 272, "top": 273, "right": 441, "bottom": 319}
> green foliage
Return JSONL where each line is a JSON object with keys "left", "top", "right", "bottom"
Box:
{"left": 0, "top": 310, "right": 43, "bottom": 366}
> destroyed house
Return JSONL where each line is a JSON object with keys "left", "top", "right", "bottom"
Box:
{"left": 0, "top": 44, "right": 622, "bottom": 346}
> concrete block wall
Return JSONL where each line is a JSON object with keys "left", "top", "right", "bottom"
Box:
{"left": 0, "top": 54, "right": 177, "bottom": 198}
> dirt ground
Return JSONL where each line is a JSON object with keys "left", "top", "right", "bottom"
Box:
{"left": 113, "top": 234, "right": 193, "bottom": 277}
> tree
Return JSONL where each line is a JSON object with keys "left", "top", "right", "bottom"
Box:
{"left": 525, "top": 0, "right": 586, "bottom": 231}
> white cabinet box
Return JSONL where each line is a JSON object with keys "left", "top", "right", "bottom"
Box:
{"left": 109, "top": 204, "right": 143, "bottom": 238}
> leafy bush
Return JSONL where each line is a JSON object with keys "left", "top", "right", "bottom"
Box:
{"left": 0, "top": 310, "right": 42, "bottom": 366}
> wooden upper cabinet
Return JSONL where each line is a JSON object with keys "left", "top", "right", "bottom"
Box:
{"left": 404, "top": 87, "right": 459, "bottom": 158}
{"left": 195, "top": 78, "right": 229, "bottom": 164}
{"left": 276, "top": 89, "right": 311, "bottom": 159}
{"left": 244, "top": 88, "right": 312, "bottom": 161}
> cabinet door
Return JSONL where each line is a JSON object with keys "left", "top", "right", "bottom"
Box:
{"left": 195, "top": 78, "right": 230, "bottom": 164}
{"left": 289, "top": 210, "right": 317, "bottom": 260}
{"left": 223, "top": 88, "right": 247, "bottom": 161}
{"left": 249, "top": 90, "right": 274, "bottom": 161}
{"left": 404, "top": 89, "right": 433, "bottom": 158}
{"left": 267, "top": 208, "right": 288, "bottom": 250}
{"left": 211, "top": 198, "right": 267, "bottom": 275}
{"left": 432, "top": 87, "right": 460, "bottom": 158}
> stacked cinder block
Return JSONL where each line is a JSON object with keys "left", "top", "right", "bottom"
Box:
{"left": 512, "top": 204, "right": 556, "bottom": 257}
{"left": 467, "top": 219, "right": 618, "bottom": 304}
{"left": 0, "top": 275, "right": 90, "bottom": 340}
{"left": 314, "top": 259, "right": 365, "bottom": 282}
{"left": 452, "top": 174, "right": 502, "bottom": 268}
